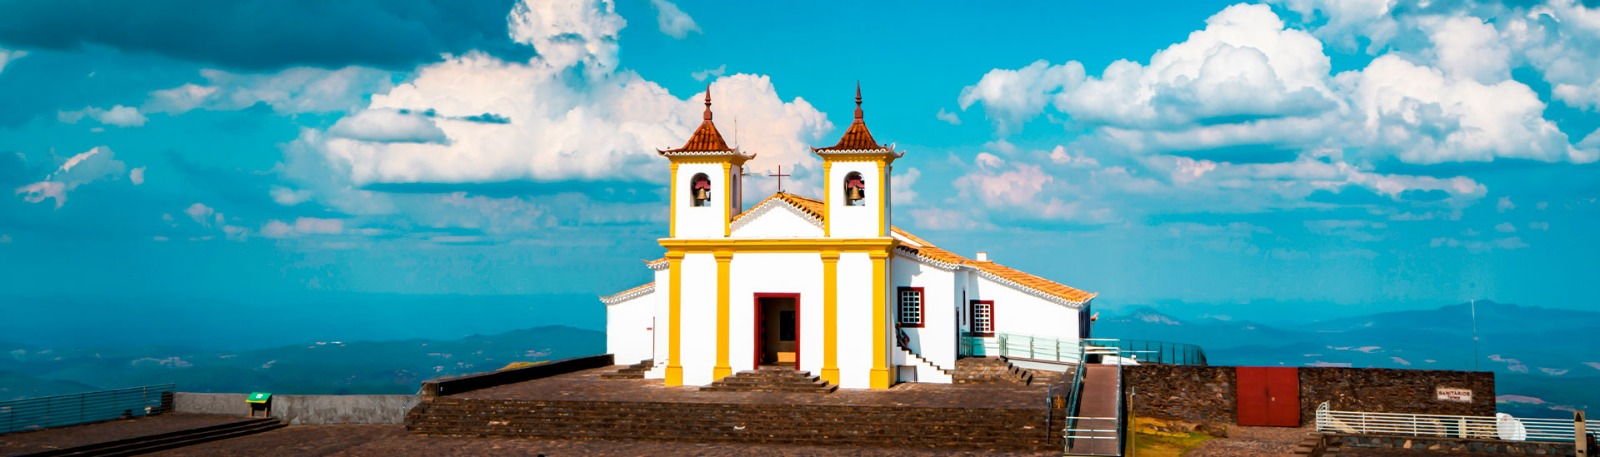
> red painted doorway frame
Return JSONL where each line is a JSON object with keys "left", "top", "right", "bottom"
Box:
{"left": 753, "top": 293, "right": 801, "bottom": 370}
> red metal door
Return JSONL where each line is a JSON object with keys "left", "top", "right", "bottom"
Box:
{"left": 1236, "top": 367, "right": 1300, "bottom": 427}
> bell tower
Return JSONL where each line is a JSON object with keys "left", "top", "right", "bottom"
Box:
{"left": 813, "top": 84, "right": 903, "bottom": 238}
{"left": 659, "top": 86, "right": 753, "bottom": 239}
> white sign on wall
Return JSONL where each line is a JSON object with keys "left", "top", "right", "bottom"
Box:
{"left": 1436, "top": 387, "right": 1473, "bottom": 403}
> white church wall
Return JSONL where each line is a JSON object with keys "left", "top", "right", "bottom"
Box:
{"left": 972, "top": 274, "right": 1082, "bottom": 344}
{"left": 605, "top": 289, "right": 655, "bottom": 366}
{"left": 729, "top": 203, "right": 823, "bottom": 238}
{"left": 727, "top": 252, "right": 823, "bottom": 373}
{"left": 827, "top": 161, "right": 883, "bottom": 238}
{"left": 646, "top": 267, "right": 670, "bottom": 379}
{"left": 891, "top": 256, "right": 957, "bottom": 371}
{"left": 675, "top": 162, "right": 729, "bottom": 239}
{"left": 678, "top": 253, "right": 720, "bottom": 385}
{"left": 835, "top": 252, "right": 877, "bottom": 389}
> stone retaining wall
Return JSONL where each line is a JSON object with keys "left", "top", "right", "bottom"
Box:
{"left": 1299, "top": 367, "right": 1493, "bottom": 423}
{"left": 1328, "top": 434, "right": 1575, "bottom": 455}
{"left": 1124, "top": 365, "right": 1495, "bottom": 425}
{"left": 173, "top": 393, "right": 418, "bottom": 425}
{"left": 1123, "top": 364, "right": 1235, "bottom": 423}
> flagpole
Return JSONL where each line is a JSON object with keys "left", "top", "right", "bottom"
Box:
{"left": 1471, "top": 298, "right": 1479, "bottom": 371}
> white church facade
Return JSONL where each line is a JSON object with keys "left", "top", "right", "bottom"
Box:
{"left": 602, "top": 87, "right": 1097, "bottom": 390}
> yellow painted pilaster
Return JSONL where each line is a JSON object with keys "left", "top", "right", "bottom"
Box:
{"left": 869, "top": 250, "right": 891, "bottom": 389}
{"left": 722, "top": 162, "right": 733, "bottom": 237}
{"left": 713, "top": 250, "right": 733, "bottom": 380}
{"left": 877, "top": 163, "right": 887, "bottom": 236}
{"left": 820, "top": 249, "right": 840, "bottom": 384}
{"left": 669, "top": 163, "right": 679, "bottom": 238}
{"left": 822, "top": 161, "right": 832, "bottom": 237}
{"left": 664, "top": 252, "right": 685, "bottom": 386}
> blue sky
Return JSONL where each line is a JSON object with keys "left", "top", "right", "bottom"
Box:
{"left": 3, "top": 0, "right": 1600, "bottom": 339}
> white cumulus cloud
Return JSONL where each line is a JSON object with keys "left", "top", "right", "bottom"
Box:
{"left": 147, "top": 67, "right": 392, "bottom": 115}
{"left": 328, "top": 109, "right": 448, "bottom": 144}
{"left": 14, "top": 147, "right": 127, "bottom": 208}
{"left": 508, "top": 0, "right": 625, "bottom": 74}
{"left": 59, "top": 105, "right": 147, "bottom": 128}
{"left": 306, "top": 55, "right": 829, "bottom": 188}
{"left": 0, "top": 48, "right": 24, "bottom": 74}
{"left": 650, "top": 0, "right": 701, "bottom": 39}
{"left": 261, "top": 217, "right": 345, "bottom": 239}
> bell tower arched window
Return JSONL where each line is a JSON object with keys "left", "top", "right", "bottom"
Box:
{"left": 844, "top": 172, "right": 866, "bottom": 206}
{"left": 691, "top": 173, "right": 712, "bottom": 207}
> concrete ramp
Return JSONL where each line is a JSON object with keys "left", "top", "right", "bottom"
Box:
{"left": 1065, "top": 364, "right": 1122, "bottom": 456}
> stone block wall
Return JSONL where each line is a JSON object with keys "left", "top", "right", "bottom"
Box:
{"left": 1329, "top": 434, "right": 1574, "bottom": 455}
{"left": 1123, "top": 365, "right": 1495, "bottom": 425}
{"left": 173, "top": 393, "right": 419, "bottom": 425}
{"left": 1299, "top": 367, "right": 1494, "bottom": 423}
{"left": 1124, "top": 364, "right": 1236, "bottom": 423}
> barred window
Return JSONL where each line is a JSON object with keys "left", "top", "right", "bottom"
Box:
{"left": 971, "top": 300, "right": 994, "bottom": 336}
{"left": 898, "top": 287, "right": 924, "bottom": 327}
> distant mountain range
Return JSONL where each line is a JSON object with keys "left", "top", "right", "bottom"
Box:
{"left": 1096, "top": 300, "right": 1600, "bottom": 419}
{"left": 0, "top": 326, "right": 603, "bottom": 400}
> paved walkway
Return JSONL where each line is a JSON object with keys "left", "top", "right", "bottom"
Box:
{"left": 151, "top": 424, "right": 1059, "bottom": 456}
{"left": 1065, "top": 364, "right": 1120, "bottom": 455}
{"left": 1, "top": 413, "right": 248, "bottom": 455}
{"left": 457, "top": 366, "right": 1049, "bottom": 410}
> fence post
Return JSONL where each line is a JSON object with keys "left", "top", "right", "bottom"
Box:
{"left": 1577, "top": 410, "right": 1589, "bottom": 457}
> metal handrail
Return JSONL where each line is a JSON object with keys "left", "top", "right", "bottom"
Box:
{"left": 1084, "top": 338, "right": 1207, "bottom": 366}
{"left": 1062, "top": 344, "right": 1131, "bottom": 456}
{"left": 1315, "top": 401, "right": 1598, "bottom": 442}
{"left": 0, "top": 384, "right": 174, "bottom": 434}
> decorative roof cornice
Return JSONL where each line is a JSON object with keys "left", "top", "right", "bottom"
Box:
{"left": 894, "top": 245, "right": 960, "bottom": 271}
{"left": 600, "top": 282, "right": 655, "bottom": 305}
{"left": 969, "top": 268, "right": 1091, "bottom": 309}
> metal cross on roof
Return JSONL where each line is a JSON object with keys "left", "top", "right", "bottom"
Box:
{"left": 768, "top": 165, "right": 791, "bottom": 193}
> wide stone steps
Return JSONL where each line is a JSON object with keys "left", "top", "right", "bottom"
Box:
{"left": 700, "top": 368, "right": 837, "bottom": 393}
{"left": 407, "top": 398, "right": 1054, "bottom": 451}
{"left": 953, "top": 357, "right": 1035, "bottom": 385}
{"left": 599, "top": 359, "right": 654, "bottom": 379}
{"left": 17, "top": 418, "right": 285, "bottom": 457}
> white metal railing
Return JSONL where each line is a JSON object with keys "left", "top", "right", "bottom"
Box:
{"left": 1315, "top": 402, "right": 1598, "bottom": 443}
{"left": 1062, "top": 345, "right": 1129, "bottom": 456}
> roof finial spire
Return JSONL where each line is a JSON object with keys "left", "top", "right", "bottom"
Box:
{"left": 704, "top": 83, "right": 713, "bottom": 121}
{"left": 854, "top": 81, "right": 863, "bottom": 121}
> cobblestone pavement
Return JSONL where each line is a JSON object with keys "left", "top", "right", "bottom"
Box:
{"left": 456, "top": 367, "right": 1049, "bottom": 410}
{"left": 152, "top": 424, "right": 1058, "bottom": 457}
{"left": 1185, "top": 425, "right": 1312, "bottom": 457}
{"left": 1, "top": 413, "right": 247, "bottom": 455}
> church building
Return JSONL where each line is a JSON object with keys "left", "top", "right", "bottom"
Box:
{"left": 602, "top": 86, "right": 1097, "bottom": 390}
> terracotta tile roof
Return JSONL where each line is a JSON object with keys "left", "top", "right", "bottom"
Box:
{"left": 646, "top": 191, "right": 1096, "bottom": 305}
{"left": 966, "top": 260, "right": 1098, "bottom": 303}
{"left": 731, "top": 192, "right": 824, "bottom": 224}
{"left": 658, "top": 86, "right": 739, "bottom": 155}
{"left": 814, "top": 84, "right": 896, "bottom": 153}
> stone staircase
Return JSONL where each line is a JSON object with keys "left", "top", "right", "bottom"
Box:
{"left": 954, "top": 357, "right": 1034, "bottom": 385}
{"left": 699, "top": 367, "right": 837, "bottom": 393}
{"left": 407, "top": 398, "right": 1054, "bottom": 451}
{"left": 599, "top": 359, "right": 654, "bottom": 379}
{"left": 896, "top": 344, "right": 955, "bottom": 383}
